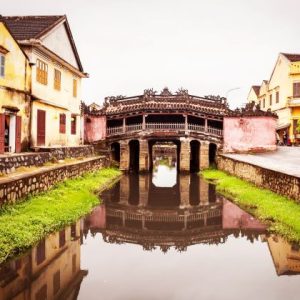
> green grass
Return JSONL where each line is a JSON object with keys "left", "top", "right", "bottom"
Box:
{"left": 0, "top": 168, "right": 121, "bottom": 263}
{"left": 202, "top": 169, "right": 300, "bottom": 243}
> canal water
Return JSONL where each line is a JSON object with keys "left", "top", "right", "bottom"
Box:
{"left": 1, "top": 158, "right": 300, "bottom": 300}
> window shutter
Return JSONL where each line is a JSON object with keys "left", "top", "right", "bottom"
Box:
{"left": 59, "top": 114, "right": 66, "bottom": 134}
{"left": 293, "top": 82, "right": 300, "bottom": 97}
{"left": 0, "top": 114, "right": 4, "bottom": 154}
{"left": 71, "top": 115, "right": 76, "bottom": 135}
{"left": 15, "top": 116, "right": 22, "bottom": 153}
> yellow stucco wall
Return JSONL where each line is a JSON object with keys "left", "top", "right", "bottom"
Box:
{"left": 31, "top": 101, "right": 81, "bottom": 147}
{"left": 247, "top": 88, "right": 258, "bottom": 104}
{"left": 248, "top": 54, "right": 300, "bottom": 142}
{"left": 24, "top": 49, "right": 82, "bottom": 147}
{"left": 0, "top": 22, "right": 31, "bottom": 150}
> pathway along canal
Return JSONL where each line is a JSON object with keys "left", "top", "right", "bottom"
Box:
{"left": 1, "top": 159, "right": 300, "bottom": 299}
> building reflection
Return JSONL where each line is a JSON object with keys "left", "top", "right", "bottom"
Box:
{"left": 84, "top": 174, "right": 268, "bottom": 253}
{"left": 263, "top": 235, "right": 300, "bottom": 276}
{"left": 0, "top": 221, "right": 87, "bottom": 300}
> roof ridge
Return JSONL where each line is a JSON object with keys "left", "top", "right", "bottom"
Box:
{"left": 3, "top": 15, "right": 65, "bottom": 18}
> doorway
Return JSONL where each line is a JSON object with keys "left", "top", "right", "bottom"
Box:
{"left": 37, "top": 109, "right": 46, "bottom": 146}
{"left": 4, "top": 114, "right": 16, "bottom": 153}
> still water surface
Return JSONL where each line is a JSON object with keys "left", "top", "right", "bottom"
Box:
{"left": 1, "top": 160, "right": 300, "bottom": 300}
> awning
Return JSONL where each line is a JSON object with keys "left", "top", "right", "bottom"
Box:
{"left": 276, "top": 123, "right": 290, "bottom": 130}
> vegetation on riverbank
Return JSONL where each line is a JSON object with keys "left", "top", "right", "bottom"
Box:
{"left": 0, "top": 168, "right": 121, "bottom": 263}
{"left": 202, "top": 169, "right": 300, "bottom": 242}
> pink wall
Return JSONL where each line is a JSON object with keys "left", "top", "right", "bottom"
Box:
{"left": 222, "top": 199, "right": 266, "bottom": 230}
{"left": 84, "top": 115, "right": 107, "bottom": 143}
{"left": 88, "top": 206, "right": 106, "bottom": 229}
{"left": 223, "top": 116, "right": 277, "bottom": 153}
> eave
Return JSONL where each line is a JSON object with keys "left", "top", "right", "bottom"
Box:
{"left": 19, "top": 39, "right": 88, "bottom": 78}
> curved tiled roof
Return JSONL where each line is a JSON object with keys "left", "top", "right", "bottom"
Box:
{"left": 102, "top": 88, "right": 229, "bottom": 117}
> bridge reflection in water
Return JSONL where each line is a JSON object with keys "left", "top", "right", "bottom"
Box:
{"left": 85, "top": 170, "right": 266, "bottom": 252}
{"left": 2, "top": 165, "right": 300, "bottom": 299}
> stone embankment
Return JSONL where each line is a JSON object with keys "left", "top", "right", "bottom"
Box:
{"left": 217, "top": 155, "right": 300, "bottom": 201}
{"left": 0, "top": 145, "right": 94, "bottom": 175}
{"left": 0, "top": 156, "right": 109, "bottom": 205}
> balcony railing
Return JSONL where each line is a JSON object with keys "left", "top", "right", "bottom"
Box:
{"left": 126, "top": 124, "right": 143, "bottom": 132}
{"left": 107, "top": 126, "right": 123, "bottom": 135}
{"left": 107, "top": 123, "right": 223, "bottom": 137}
{"left": 146, "top": 123, "right": 185, "bottom": 130}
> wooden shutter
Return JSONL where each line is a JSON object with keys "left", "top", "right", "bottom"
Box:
{"left": 59, "top": 114, "right": 66, "bottom": 134}
{"left": 37, "top": 110, "right": 46, "bottom": 146}
{"left": 15, "top": 116, "right": 22, "bottom": 153}
{"left": 71, "top": 115, "right": 76, "bottom": 135}
{"left": 293, "top": 82, "right": 300, "bottom": 97}
{"left": 0, "top": 114, "right": 4, "bottom": 154}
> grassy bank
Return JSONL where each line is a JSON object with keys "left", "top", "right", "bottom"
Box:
{"left": 202, "top": 169, "right": 300, "bottom": 242}
{"left": 0, "top": 168, "right": 121, "bottom": 263}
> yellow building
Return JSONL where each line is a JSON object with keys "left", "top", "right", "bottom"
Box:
{"left": 266, "top": 235, "right": 300, "bottom": 276}
{"left": 0, "top": 21, "right": 31, "bottom": 153}
{"left": 0, "top": 221, "right": 88, "bottom": 300}
{"left": 247, "top": 53, "right": 300, "bottom": 144}
{"left": 3, "top": 15, "right": 88, "bottom": 148}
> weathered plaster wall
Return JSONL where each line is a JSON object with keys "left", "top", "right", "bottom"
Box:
{"left": 0, "top": 22, "right": 31, "bottom": 151}
{"left": 84, "top": 115, "right": 106, "bottom": 143}
{"left": 31, "top": 102, "right": 82, "bottom": 147}
{"left": 217, "top": 155, "right": 300, "bottom": 202}
{"left": 42, "top": 23, "right": 79, "bottom": 69}
{"left": 0, "top": 156, "right": 109, "bottom": 205}
{"left": 28, "top": 49, "right": 82, "bottom": 147}
{"left": 223, "top": 116, "right": 277, "bottom": 153}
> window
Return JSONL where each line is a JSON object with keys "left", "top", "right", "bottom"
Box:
{"left": 269, "top": 94, "right": 272, "bottom": 106}
{"left": 0, "top": 54, "right": 5, "bottom": 77}
{"left": 35, "top": 284, "right": 47, "bottom": 300}
{"left": 71, "top": 223, "right": 76, "bottom": 239}
{"left": 59, "top": 113, "right": 66, "bottom": 134}
{"left": 54, "top": 69, "right": 61, "bottom": 90}
{"left": 72, "top": 254, "right": 77, "bottom": 274}
{"left": 59, "top": 229, "right": 66, "bottom": 248}
{"left": 293, "top": 82, "right": 300, "bottom": 97}
{"left": 36, "top": 239, "right": 46, "bottom": 265}
{"left": 36, "top": 59, "right": 48, "bottom": 85}
{"left": 73, "top": 78, "right": 77, "bottom": 97}
{"left": 263, "top": 98, "right": 265, "bottom": 108}
{"left": 276, "top": 91, "right": 279, "bottom": 103}
{"left": 53, "top": 270, "right": 60, "bottom": 295}
{"left": 71, "top": 115, "right": 77, "bottom": 135}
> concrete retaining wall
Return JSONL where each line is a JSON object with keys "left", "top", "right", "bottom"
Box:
{"left": 217, "top": 155, "right": 300, "bottom": 201}
{"left": 0, "top": 156, "right": 109, "bottom": 206}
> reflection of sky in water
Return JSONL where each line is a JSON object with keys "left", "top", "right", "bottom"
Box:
{"left": 152, "top": 164, "right": 177, "bottom": 187}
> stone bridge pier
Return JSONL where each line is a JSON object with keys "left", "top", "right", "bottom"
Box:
{"left": 116, "top": 138, "right": 217, "bottom": 173}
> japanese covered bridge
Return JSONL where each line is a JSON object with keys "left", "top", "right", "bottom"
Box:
{"left": 85, "top": 88, "right": 229, "bottom": 172}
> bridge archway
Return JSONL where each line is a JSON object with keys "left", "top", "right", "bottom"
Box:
{"left": 111, "top": 142, "right": 120, "bottom": 163}
{"left": 148, "top": 139, "right": 181, "bottom": 171}
{"left": 209, "top": 143, "right": 217, "bottom": 166}
{"left": 129, "top": 140, "right": 140, "bottom": 172}
{"left": 190, "top": 140, "right": 200, "bottom": 173}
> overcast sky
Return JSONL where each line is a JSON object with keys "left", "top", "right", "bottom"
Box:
{"left": 2, "top": 0, "right": 300, "bottom": 107}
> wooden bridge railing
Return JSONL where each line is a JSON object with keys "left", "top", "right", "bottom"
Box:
{"left": 107, "top": 123, "right": 223, "bottom": 136}
{"left": 146, "top": 123, "right": 185, "bottom": 130}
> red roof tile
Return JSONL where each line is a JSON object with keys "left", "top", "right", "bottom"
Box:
{"left": 1, "top": 15, "right": 65, "bottom": 40}
{"left": 251, "top": 85, "right": 260, "bottom": 96}
{"left": 281, "top": 53, "right": 300, "bottom": 62}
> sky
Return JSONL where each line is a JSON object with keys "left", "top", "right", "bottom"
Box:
{"left": 2, "top": 0, "right": 300, "bottom": 108}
